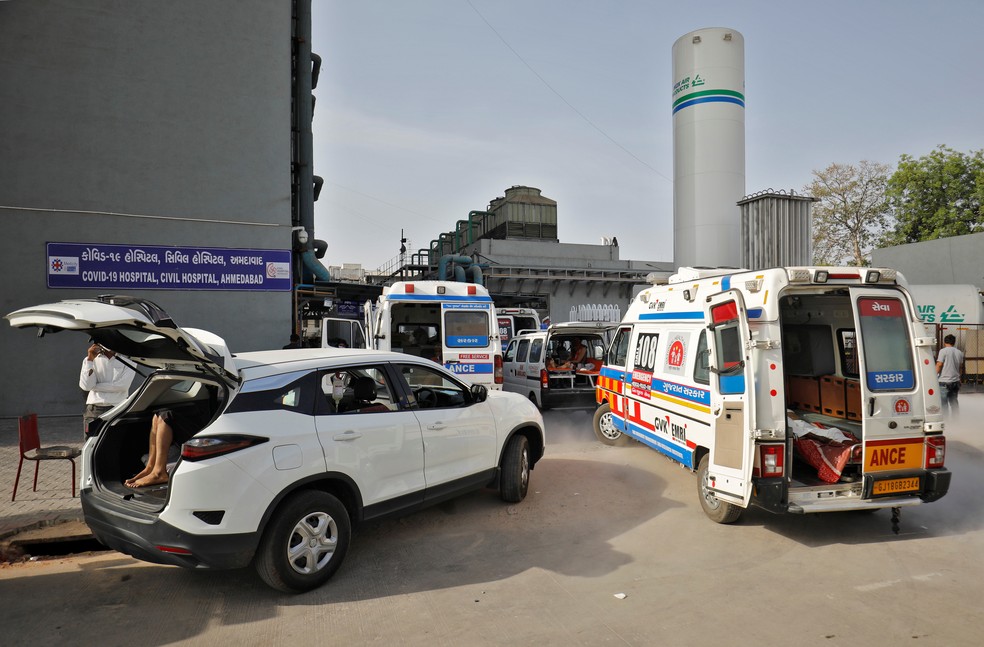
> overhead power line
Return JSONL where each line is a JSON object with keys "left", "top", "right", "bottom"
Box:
{"left": 466, "top": 0, "right": 671, "bottom": 183}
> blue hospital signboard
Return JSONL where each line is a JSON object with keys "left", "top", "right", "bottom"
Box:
{"left": 46, "top": 242, "right": 292, "bottom": 291}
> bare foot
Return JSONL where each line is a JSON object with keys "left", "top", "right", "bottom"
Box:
{"left": 125, "top": 465, "right": 154, "bottom": 486}
{"left": 126, "top": 472, "right": 169, "bottom": 488}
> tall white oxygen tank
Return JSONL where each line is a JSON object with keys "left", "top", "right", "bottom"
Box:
{"left": 672, "top": 28, "right": 745, "bottom": 268}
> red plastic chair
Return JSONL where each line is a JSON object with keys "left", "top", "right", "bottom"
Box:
{"left": 12, "top": 413, "right": 82, "bottom": 501}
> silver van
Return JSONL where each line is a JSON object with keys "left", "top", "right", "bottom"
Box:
{"left": 502, "top": 322, "right": 613, "bottom": 409}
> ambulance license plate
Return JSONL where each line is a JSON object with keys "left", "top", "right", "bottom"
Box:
{"left": 872, "top": 477, "right": 921, "bottom": 496}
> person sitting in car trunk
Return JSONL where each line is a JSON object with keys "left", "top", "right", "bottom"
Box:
{"left": 125, "top": 402, "right": 211, "bottom": 488}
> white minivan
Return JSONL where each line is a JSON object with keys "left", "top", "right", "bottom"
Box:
{"left": 503, "top": 322, "right": 613, "bottom": 409}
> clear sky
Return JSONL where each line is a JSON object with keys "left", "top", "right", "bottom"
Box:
{"left": 311, "top": 0, "right": 984, "bottom": 271}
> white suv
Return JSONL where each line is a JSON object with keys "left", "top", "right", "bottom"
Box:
{"left": 6, "top": 296, "right": 545, "bottom": 593}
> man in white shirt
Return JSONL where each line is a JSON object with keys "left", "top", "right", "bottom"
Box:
{"left": 80, "top": 341, "right": 135, "bottom": 435}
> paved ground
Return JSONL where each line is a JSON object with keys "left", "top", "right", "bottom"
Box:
{"left": 0, "top": 415, "right": 85, "bottom": 539}
{"left": 1, "top": 403, "right": 983, "bottom": 646}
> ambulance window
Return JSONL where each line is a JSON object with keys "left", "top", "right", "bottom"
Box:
{"left": 837, "top": 329, "right": 859, "bottom": 378}
{"left": 515, "top": 316, "right": 538, "bottom": 334}
{"left": 445, "top": 310, "right": 490, "bottom": 348}
{"left": 694, "top": 331, "right": 709, "bottom": 385}
{"left": 608, "top": 327, "right": 631, "bottom": 367}
{"left": 856, "top": 297, "right": 915, "bottom": 391}
{"left": 717, "top": 326, "right": 742, "bottom": 368}
{"left": 530, "top": 338, "right": 544, "bottom": 362}
{"left": 516, "top": 339, "right": 530, "bottom": 363}
{"left": 504, "top": 340, "right": 518, "bottom": 363}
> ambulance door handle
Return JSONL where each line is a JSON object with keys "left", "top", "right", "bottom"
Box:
{"left": 713, "top": 405, "right": 721, "bottom": 416}
{"left": 868, "top": 397, "right": 875, "bottom": 416}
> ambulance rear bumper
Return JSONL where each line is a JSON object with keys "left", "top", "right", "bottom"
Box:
{"left": 918, "top": 468, "right": 951, "bottom": 503}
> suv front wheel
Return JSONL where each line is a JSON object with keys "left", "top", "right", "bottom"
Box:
{"left": 255, "top": 490, "right": 352, "bottom": 593}
{"left": 499, "top": 435, "right": 530, "bottom": 503}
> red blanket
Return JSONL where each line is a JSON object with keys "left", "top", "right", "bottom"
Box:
{"left": 789, "top": 418, "right": 860, "bottom": 483}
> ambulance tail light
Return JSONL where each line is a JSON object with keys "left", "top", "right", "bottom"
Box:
{"left": 540, "top": 369, "right": 549, "bottom": 389}
{"left": 758, "top": 443, "right": 784, "bottom": 478}
{"left": 467, "top": 285, "right": 476, "bottom": 295}
{"left": 404, "top": 283, "right": 414, "bottom": 293}
{"left": 494, "top": 354, "right": 503, "bottom": 385}
{"left": 925, "top": 435, "right": 946, "bottom": 468}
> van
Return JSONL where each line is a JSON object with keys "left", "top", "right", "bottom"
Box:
{"left": 593, "top": 266, "right": 951, "bottom": 523}
{"left": 365, "top": 280, "right": 503, "bottom": 390}
{"left": 503, "top": 322, "right": 613, "bottom": 408}
{"left": 497, "top": 307, "right": 542, "bottom": 344}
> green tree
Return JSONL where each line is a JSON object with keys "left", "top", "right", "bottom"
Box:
{"left": 883, "top": 145, "right": 984, "bottom": 245}
{"left": 805, "top": 160, "right": 891, "bottom": 266}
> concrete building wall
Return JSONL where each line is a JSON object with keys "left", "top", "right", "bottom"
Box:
{"left": 872, "top": 233, "right": 984, "bottom": 290}
{"left": 0, "top": 1, "right": 293, "bottom": 417}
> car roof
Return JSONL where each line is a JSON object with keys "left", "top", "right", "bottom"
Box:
{"left": 233, "top": 347, "right": 434, "bottom": 377}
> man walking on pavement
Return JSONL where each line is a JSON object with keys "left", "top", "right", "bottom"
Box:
{"left": 936, "top": 334, "right": 965, "bottom": 416}
{"left": 81, "top": 340, "right": 135, "bottom": 436}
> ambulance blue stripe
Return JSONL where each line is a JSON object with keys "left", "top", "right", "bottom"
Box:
{"left": 386, "top": 294, "right": 492, "bottom": 303}
{"left": 600, "top": 366, "right": 624, "bottom": 380}
{"left": 639, "top": 311, "right": 704, "bottom": 321}
{"left": 627, "top": 422, "right": 695, "bottom": 469}
{"left": 651, "top": 377, "right": 711, "bottom": 405}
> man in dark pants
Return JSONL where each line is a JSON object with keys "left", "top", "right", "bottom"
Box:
{"left": 936, "top": 334, "right": 965, "bottom": 416}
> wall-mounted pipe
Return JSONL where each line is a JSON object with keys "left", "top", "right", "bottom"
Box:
{"left": 438, "top": 255, "right": 484, "bottom": 286}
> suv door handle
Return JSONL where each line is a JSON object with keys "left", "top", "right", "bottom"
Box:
{"left": 427, "top": 422, "right": 446, "bottom": 430}
{"left": 333, "top": 431, "right": 362, "bottom": 441}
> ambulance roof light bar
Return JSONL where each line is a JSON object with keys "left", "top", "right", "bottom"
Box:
{"left": 786, "top": 268, "right": 811, "bottom": 283}
{"left": 865, "top": 268, "right": 898, "bottom": 283}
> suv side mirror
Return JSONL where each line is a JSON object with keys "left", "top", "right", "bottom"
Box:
{"left": 470, "top": 384, "right": 488, "bottom": 403}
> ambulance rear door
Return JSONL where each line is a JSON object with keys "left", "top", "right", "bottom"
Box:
{"left": 703, "top": 290, "right": 756, "bottom": 507}
{"left": 851, "top": 288, "right": 927, "bottom": 494}
{"left": 364, "top": 298, "right": 380, "bottom": 350}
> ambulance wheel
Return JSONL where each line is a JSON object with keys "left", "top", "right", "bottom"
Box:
{"left": 697, "top": 455, "right": 743, "bottom": 524}
{"left": 593, "top": 403, "right": 629, "bottom": 446}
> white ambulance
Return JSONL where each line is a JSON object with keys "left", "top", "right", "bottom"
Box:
{"left": 594, "top": 266, "right": 951, "bottom": 523}
{"left": 496, "top": 307, "right": 541, "bottom": 345}
{"left": 365, "top": 280, "right": 503, "bottom": 390}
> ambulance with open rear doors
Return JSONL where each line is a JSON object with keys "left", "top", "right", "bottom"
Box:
{"left": 365, "top": 280, "right": 503, "bottom": 390}
{"left": 594, "top": 266, "right": 951, "bottom": 523}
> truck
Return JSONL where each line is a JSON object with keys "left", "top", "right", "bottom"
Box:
{"left": 908, "top": 283, "right": 984, "bottom": 381}
{"left": 593, "top": 266, "right": 951, "bottom": 524}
